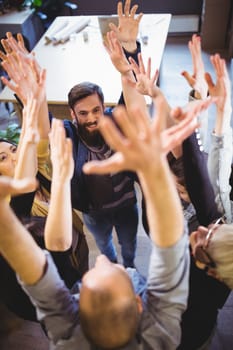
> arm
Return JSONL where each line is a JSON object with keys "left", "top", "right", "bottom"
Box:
{"left": 104, "top": 0, "right": 144, "bottom": 108}
{"left": 181, "top": 123, "right": 222, "bottom": 226}
{"left": 0, "top": 177, "right": 79, "bottom": 344}
{"left": 109, "top": 0, "right": 143, "bottom": 53}
{"left": 0, "top": 177, "right": 44, "bottom": 285}
{"left": 105, "top": 31, "right": 148, "bottom": 115}
{"left": 44, "top": 119, "right": 73, "bottom": 251}
{"left": 128, "top": 53, "right": 183, "bottom": 158}
{"left": 9, "top": 95, "right": 41, "bottom": 217}
{"left": 181, "top": 34, "right": 208, "bottom": 100}
{"left": 206, "top": 54, "right": 232, "bottom": 222}
{"left": 181, "top": 34, "right": 209, "bottom": 150}
{"left": 0, "top": 33, "right": 50, "bottom": 140}
{"left": 14, "top": 96, "right": 40, "bottom": 180}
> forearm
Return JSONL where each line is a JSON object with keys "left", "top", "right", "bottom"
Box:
{"left": 44, "top": 180, "right": 72, "bottom": 251}
{"left": 14, "top": 142, "right": 38, "bottom": 179}
{"left": 38, "top": 98, "right": 50, "bottom": 140}
{"left": 16, "top": 118, "right": 26, "bottom": 159}
{"left": 118, "top": 42, "right": 146, "bottom": 109}
{"left": 0, "top": 200, "right": 46, "bottom": 285}
{"left": 214, "top": 106, "right": 232, "bottom": 136}
{"left": 138, "top": 159, "right": 184, "bottom": 247}
{"left": 121, "top": 73, "right": 148, "bottom": 114}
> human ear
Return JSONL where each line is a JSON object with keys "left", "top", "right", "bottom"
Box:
{"left": 70, "top": 108, "right": 76, "bottom": 121}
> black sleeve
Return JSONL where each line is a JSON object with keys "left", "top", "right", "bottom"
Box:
{"left": 117, "top": 41, "right": 142, "bottom": 106}
{"left": 182, "top": 132, "right": 221, "bottom": 226}
{"left": 10, "top": 191, "right": 36, "bottom": 218}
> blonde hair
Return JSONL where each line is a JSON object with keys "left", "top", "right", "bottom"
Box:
{"left": 207, "top": 224, "right": 233, "bottom": 289}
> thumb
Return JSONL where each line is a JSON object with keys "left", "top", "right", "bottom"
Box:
{"left": 205, "top": 72, "right": 214, "bottom": 90}
{"left": 109, "top": 22, "right": 118, "bottom": 33}
{"left": 181, "top": 71, "right": 195, "bottom": 88}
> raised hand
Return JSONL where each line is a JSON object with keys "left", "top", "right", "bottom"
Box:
{"left": 49, "top": 119, "right": 74, "bottom": 183}
{"left": 205, "top": 54, "right": 231, "bottom": 113}
{"left": 1, "top": 50, "right": 45, "bottom": 107}
{"left": 45, "top": 119, "right": 73, "bottom": 251}
{"left": 105, "top": 31, "right": 131, "bottom": 75}
{"left": 83, "top": 97, "right": 213, "bottom": 176}
{"left": 109, "top": 0, "right": 143, "bottom": 52}
{"left": 181, "top": 34, "right": 208, "bottom": 99}
{"left": 0, "top": 32, "right": 29, "bottom": 57}
{"left": 128, "top": 53, "right": 159, "bottom": 97}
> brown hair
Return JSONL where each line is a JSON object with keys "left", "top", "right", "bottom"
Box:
{"left": 68, "top": 82, "right": 104, "bottom": 110}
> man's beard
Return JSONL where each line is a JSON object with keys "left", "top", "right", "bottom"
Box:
{"left": 77, "top": 123, "right": 104, "bottom": 147}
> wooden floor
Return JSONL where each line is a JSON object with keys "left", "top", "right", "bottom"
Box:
{"left": 0, "top": 35, "right": 233, "bottom": 349}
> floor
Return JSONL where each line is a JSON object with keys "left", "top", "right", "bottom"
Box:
{"left": 0, "top": 35, "right": 233, "bottom": 349}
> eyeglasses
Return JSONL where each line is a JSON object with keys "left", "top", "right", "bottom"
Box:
{"left": 193, "top": 217, "right": 226, "bottom": 269}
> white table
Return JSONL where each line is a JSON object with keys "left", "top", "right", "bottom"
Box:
{"left": 0, "top": 14, "right": 171, "bottom": 119}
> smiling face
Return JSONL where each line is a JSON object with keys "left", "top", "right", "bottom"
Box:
{"left": 70, "top": 93, "right": 105, "bottom": 145}
{"left": 0, "top": 141, "right": 17, "bottom": 177}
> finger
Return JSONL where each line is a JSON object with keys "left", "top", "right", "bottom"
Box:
{"left": 146, "top": 57, "right": 151, "bottom": 79}
{"left": 0, "top": 76, "right": 18, "bottom": 92}
{"left": 108, "top": 22, "right": 118, "bottom": 33}
{"left": 204, "top": 72, "right": 215, "bottom": 90}
{"left": 111, "top": 106, "right": 139, "bottom": 140}
{"left": 117, "top": 1, "right": 123, "bottom": 17}
{"left": 181, "top": 71, "right": 196, "bottom": 87}
{"left": 98, "top": 114, "right": 128, "bottom": 152}
{"left": 0, "top": 50, "right": 6, "bottom": 61}
{"left": 124, "top": 0, "right": 130, "bottom": 16}
{"left": 83, "top": 153, "right": 124, "bottom": 175}
{"left": 138, "top": 53, "right": 146, "bottom": 74}
{"left": 128, "top": 56, "right": 140, "bottom": 75}
{"left": 17, "top": 33, "right": 28, "bottom": 54}
{"left": 152, "top": 69, "right": 159, "bottom": 85}
{"left": 130, "top": 4, "right": 138, "bottom": 17}
{"left": 38, "top": 68, "right": 47, "bottom": 92}
{"left": 163, "top": 117, "right": 200, "bottom": 153}
{"left": 66, "top": 138, "right": 73, "bottom": 160}
{"left": 136, "top": 13, "right": 144, "bottom": 23}
{"left": 1, "top": 38, "right": 12, "bottom": 54}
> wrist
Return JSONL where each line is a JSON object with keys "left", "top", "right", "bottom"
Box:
{"left": 121, "top": 41, "right": 137, "bottom": 53}
{"left": 123, "top": 41, "right": 141, "bottom": 60}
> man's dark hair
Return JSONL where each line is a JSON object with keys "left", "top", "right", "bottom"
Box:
{"left": 68, "top": 82, "right": 105, "bottom": 110}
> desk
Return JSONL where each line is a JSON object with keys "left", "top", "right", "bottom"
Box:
{"left": 0, "top": 14, "right": 171, "bottom": 119}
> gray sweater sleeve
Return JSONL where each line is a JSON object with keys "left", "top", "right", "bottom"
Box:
{"left": 144, "top": 225, "right": 190, "bottom": 349}
{"left": 19, "top": 251, "right": 79, "bottom": 345}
